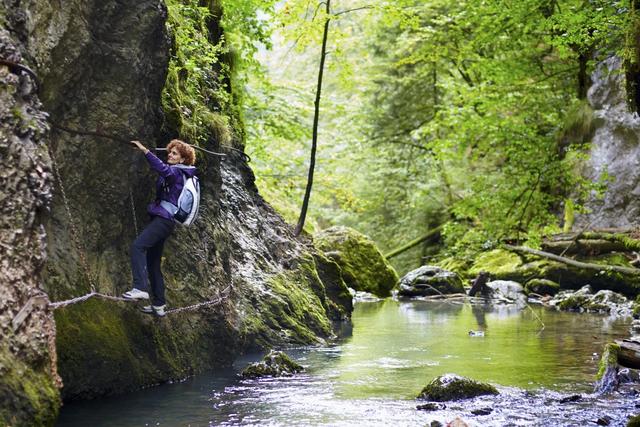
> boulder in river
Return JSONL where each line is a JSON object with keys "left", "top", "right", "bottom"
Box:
{"left": 549, "top": 286, "right": 632, "bottom": 315}
{"left": 241, "top": 350, "right": 304, "bottom": 378}
{"left": 314, "top": 226, "right": 399, "bottom": 297}
{"left": 524, "top": 278, "right": 560, "bottom": 296}
{"left": 486, "top": 280, "right": 527, "bottom": 307}
{"left": 398, "top": 266, "right": 465, "bottom": 297}
{"left": 417, "top": 374, "right": 499, "bottom": 401}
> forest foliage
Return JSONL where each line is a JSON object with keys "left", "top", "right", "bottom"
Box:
{"left": 164, "top": 0, "right": 638, "bottom": 273}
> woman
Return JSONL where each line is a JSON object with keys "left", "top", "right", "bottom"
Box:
{"left": 122, "top": 139, "right": 197, "bottom": 317}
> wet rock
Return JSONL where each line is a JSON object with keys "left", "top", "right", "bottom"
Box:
{"left": 241, "top": 350, "right": 304, "bottom": 378}
{"left": 524, "top": 278, "right": 560, "bottom": 296}
{"left": 550, "top": 286, "right": 632, "bottom": 315}
{"left": 314, "top": 226, "right": 399, "bottom": 297}
{"left": 559, "top": 394, "right": 582, "bottom": 403}
{"left": 471, "top": 407, "right": 493, "bottom": 416}
{"left": 430, "top": 421, "right": 444, "bottom": 427}
{"left": 398, "top": 266, "right": 465, "bottom": 297}
{"left": 416, "top": 402, "right": 446, "bottom": 411}
{"left": 417, "top": 374, "right": 499, "bottom": 401}
{"left": 0, "top": 9, "right": 59, "bottom": 426}
{"left": 486, "top": 280, "right": 527, "bottom": 306}
{"left": 596, "top": 414, "right": 613, "bottom": 425}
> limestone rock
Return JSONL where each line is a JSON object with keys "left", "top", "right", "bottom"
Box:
{"left": 417, "top": 374, "right": 499, "bottom": 401}
{"left": 315, "top": 226, "right": 399, "bottom": 297}
{"left": 0, "top": 8, "right": 60, "bottom": 427}
{"left": 241, "top": 350, "right": 304, "bottom": 378}
{"left": 398, "top": 266, "right": 465, "bottom": 297}
{"left": 550, "top": 286, "right": 632, "bottom": 315}
{"left": 486, "top": 280, "right": 527, "bottom": 306}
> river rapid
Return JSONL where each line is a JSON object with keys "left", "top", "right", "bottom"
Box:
{"left": 56, "top": 299, "right": 639, "bottom": 426}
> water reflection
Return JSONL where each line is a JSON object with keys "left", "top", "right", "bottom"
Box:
{"left": 56, "top": 300, "right": 633, "bottom": 427}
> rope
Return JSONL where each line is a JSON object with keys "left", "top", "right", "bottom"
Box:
{"left": 48, "top": 145, "right": 98, "bottom": 292}
{"left": 48, "top": 285, "right": 232, "bottom": 315}
{"left": 49, "top": 292, "right": 129, "bottom": 309}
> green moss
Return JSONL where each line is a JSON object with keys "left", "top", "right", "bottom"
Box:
{"left": 436, "top": 257, "right": 472, "bottom": 278}
{"left": 469, "top": 249, "right": 523, "bottom": 279}
{"left": 557, "top": 99, "right": 595, "bottom": 147}
{"left": 524, "top": 279, "right": 560, "bottom": 296}
{"left": 162, "top": 0, "right": 234, "bottom": 145}
{"left": 314, "top": 226, "right": 399, "bottom": 297}
{"left": 242, "top": 256, "right": 334, "bottom": 349}
{"left": 580, "top": 233, "right": 640, "bottom": 252}
{"left": 557, "top": 294, "right": 591, "bottom": 311}
{"left": 55, "top": 298, "right": 236, "bottom": 400}
{"left": 628, "top": 414, "right": 640, "bottom": 427}
{"left": 597, "top": 343, "right": 620, "bottom": 381}
{"left": 0, "top": 348, "right": 60, "bottom": 426}
{"left": 241, "top": 350, "right": 303, "bottom": 378}
{"left": 418, "top": 374, "right": 499, "bottom": 401}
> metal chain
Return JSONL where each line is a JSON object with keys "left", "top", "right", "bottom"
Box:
{"left": 129, "top": 183, "right": 139, "bottom": 236}
{"left": 48, "top": 145, "right": 98, "bottom": 292}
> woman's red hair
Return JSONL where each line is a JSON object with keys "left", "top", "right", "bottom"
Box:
{"left": 167, "top": 139, "right": 196, "bottom": 165}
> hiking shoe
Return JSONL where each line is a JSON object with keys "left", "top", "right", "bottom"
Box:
{"left": 141, "top": 305, "right": 166, "bottom": 317}
{"left": 122, "top": 288, "right": 149, "bottom": 300}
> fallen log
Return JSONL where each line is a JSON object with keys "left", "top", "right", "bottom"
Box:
{"left": 617, "top": 339, "right": 640, "bottom": 369}
{"left": 541, "top": 239, "right": 628, "bottom": 256}
{"left": 385, "top": 224, "right": 444, "bottom": 259}
{"left": 503, "top": 244, "right": 640, "bottom": 276}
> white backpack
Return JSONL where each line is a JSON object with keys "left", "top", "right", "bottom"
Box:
{"left": 160, "top": 170, "right": 200, "bottom": 226}
{"left": 175, "top": 172, "right": 200, "bottom": 225}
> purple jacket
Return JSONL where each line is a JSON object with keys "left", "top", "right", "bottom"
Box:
{"left": 144, "top": 151, "right": 197, "bottom": 220}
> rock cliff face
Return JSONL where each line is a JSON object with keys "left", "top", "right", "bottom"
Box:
{"left": 579, "top": 57, "right": 640, "bottom": 227}
{"left": 0, "top": 4, "right": 59, "bottom": 425}
{"left": 1, "top": 0, "right": 351, "bottom": 421}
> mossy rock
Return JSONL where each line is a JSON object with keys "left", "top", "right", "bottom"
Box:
{"left": 524, "top": 279, "right": 560, "bottom": 296}
{"left": 629, "top": 414, "right": 640, "bottom": 427}
{"left": 0, "top": 348, "right": 60, "bottom": 427}
{"left": 436, "top": 257, "right": 472, "bottom": 278}
{"left": 469, "top": 249, "right": 523, "bottom": 280}
{"left": 241, "top": 350, "right": 304, "bottom": 378}
{"left": 55, "top": 298, "right": 238, "bottom": 401}
{"left": 314, "top": 226, "right": 399, "bottom": 297}
{"left": 398, "top": 266, "right": 465, "bottom": 297}
{"left": 417, "top": 374, "right": 499, "bottom": 401}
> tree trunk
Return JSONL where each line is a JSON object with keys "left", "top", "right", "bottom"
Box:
{"left": 294, "top": 0, "right": 331, "bottom": 236}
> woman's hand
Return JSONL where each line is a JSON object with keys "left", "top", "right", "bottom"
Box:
{"left": 130, "top": 140, "right": 149, "bottom": 154}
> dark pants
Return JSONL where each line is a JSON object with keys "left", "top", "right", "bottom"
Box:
{"left": 131, "top": 216, "right": 175, "bottom": 306}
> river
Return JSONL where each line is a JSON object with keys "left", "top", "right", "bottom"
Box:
{"left": 56, "top": 299, "right": 637, "bottom": 426}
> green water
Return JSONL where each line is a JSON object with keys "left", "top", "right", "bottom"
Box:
{"left": 56, "top": 300, "right": 636, "bottom": 426}
{"left": 335, "top": 300, "right": 625, "bottom": 397}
